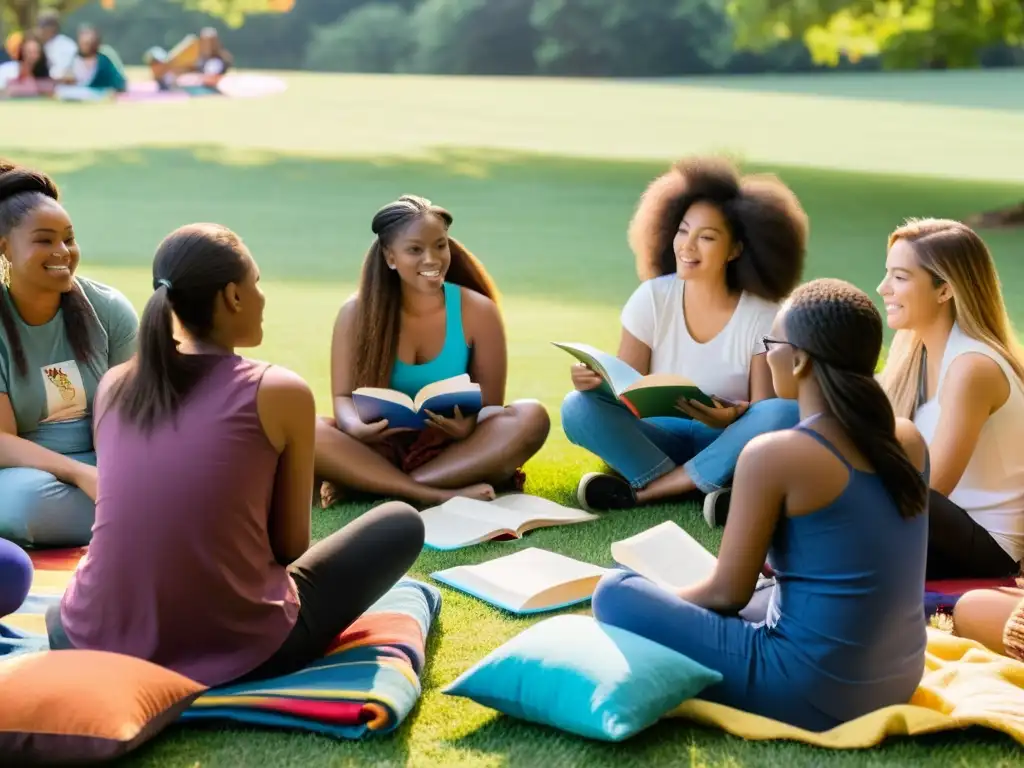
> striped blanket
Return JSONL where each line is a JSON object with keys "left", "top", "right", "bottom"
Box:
{"left": 1, "top": 548, "right": 441, "bottom": 739}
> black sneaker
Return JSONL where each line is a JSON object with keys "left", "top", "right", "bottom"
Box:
{"left": 577, "top": 472, "right": 637, "bottom": 512}
{"left": 703, "top": 488, "right": 731, "bottom": 528}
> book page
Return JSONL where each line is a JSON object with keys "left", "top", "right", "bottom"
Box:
{"left": 610, "top": 521, "right": 718, "bottom": 591}
{"left": 432, "top": 548, "right": 609, "bottom": 612}
{"left": 351, "top": 387, "right": 415, "bottom": 410}
{"left": 422, "top": 495, "right": 598, "bottom": 549}
{"left": 551, "top": 342, "right": 642, "bottom": 396}
{"left": 413, "top": 374, "right": 476, "bottom": 411}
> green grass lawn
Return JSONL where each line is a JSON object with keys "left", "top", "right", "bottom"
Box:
{"left": 5, "top": 68, "right": 1024, "bottom": 766}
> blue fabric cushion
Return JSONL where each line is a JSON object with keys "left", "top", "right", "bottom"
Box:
{"left": 442, "top": 614, "right": 722, "bottom": 741}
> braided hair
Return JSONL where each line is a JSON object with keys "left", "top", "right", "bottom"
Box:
{"left": 628, "top": 156, "right": 809, "bottom": 301}
{"left": 784, "top": 278, "right": 927, "bottom": 519}
{"left": 0, "top": 161, "right": 98, "bottom": 379}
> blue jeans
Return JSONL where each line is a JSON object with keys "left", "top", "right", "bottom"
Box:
{"left": 0, "top": 451, "right": 96, "bottom": 548}
{"left": 0, "top": 538, "right": 32, "bottom": 619}
{"left": 560, "top": 390, "right": 800, "bottom": 492}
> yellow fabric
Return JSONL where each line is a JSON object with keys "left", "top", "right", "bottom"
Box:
{"left": 668, "top": 628, "right": 1024, "bottom": 748}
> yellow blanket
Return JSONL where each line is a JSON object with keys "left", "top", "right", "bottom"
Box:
{"left": 669, "top": 628, "right": 1024, "bottom": 748}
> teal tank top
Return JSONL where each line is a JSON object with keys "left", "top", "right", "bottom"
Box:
{"left": 389, "top": 282, "right": 471, "bottom": 398}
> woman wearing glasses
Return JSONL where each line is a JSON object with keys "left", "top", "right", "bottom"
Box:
{"left": 593, "top": 279, "right": 930, "bottom": 731}
{"left": 560, "top": 157, "right": 807, "bottom": 523}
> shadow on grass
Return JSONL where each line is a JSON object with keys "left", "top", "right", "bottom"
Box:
{"left": 4, "top": 145, "right": 1024, "bottom": 317}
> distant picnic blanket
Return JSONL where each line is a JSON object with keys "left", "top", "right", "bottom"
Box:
{"left": 0, "top": 548, "right": 441, "bottom": 739}
{"left": 180, "top": 579, "right": 441, "bottom": 738}
{"left": 669, "top": 627, "right": 1024, "bottom": 748}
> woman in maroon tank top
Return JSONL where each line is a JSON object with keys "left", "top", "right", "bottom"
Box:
{"left": 49, "top": 223, "right": 425, "bottom": 686}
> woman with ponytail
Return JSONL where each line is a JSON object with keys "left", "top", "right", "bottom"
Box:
{"left": 592, "top": 279, "right": 930, "bottom": 731}
{"left": 878, "top": 219, "right": 1024, "bottom": 579}
{"left": 50, "top": 223, "right": 424, "bottom": 687}
{"left": 315, "top": 195, "right": 550, "bottom": 506}
{"left": 0, "top": 160, "right": 137, "bottom": 548}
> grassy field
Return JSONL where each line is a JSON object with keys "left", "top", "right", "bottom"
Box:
{"left": 4, "top": 68, "right": 1024, "bottom": 766}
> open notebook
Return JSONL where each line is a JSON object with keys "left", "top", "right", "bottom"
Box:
{"left": 431, "top": 548, "right": 610, "bottom": 615}
{"left": 421, "top": 494, "right": 599, "bottom": 550}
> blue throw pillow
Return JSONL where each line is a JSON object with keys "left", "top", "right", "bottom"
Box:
{"left": 442, "top": 614, "right": 722, "bottom": 741}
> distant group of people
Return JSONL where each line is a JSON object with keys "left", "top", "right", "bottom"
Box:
{"left": 0, "top": 11, "right": 233, "bottom": 100}
{"left": 0, "top": 155, "right": 1021, "bottom": 733}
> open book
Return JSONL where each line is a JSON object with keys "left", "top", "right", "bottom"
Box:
{"left": 553, "top": 342, "right": 716, "bottom": 418}
{"left": 352, "top": 374, "right": 483, "bottom": 430}
{"left": 431, "top": 548, "right": 610, "bottom": 615}
{"left": 421, "top": 494, "right": 600, "bottom": 550}
{"left": 611, "top": 520, "right": 774, "bottom": 593}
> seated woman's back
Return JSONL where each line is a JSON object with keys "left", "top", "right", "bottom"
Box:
{"left": 765, "top": 418, "right": 928, "bottom": 683}
{"left": 55, "top": 223, "right": 312, "bottom": 687}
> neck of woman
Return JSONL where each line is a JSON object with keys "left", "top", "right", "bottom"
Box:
{"left": 401, "top": 284, "right": 445, "bottom": 316}
{"left": 6, "top": 282, "right": 61, "bottom": 326}
{"left": 177, "top": 334, "right": 234, "bottom": 357}
{"left": 916, "top": 312, "right": 956, "bottom": 367}
{"left": 682, "top": 273, "right": 738, "bottom": 310}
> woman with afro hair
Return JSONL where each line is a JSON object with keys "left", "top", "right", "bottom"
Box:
{"left": 562, "top": 157, "right": 808, "bottom": 523}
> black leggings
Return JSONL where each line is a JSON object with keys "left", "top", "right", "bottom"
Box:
{"left": 927, "top": 490, "right": 1019, "bottom": 580}
{"left": 240, "top": 501, "right": 425, "bottom": 682}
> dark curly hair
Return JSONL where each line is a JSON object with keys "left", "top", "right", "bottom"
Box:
{"left": 784, "top": 278, "right": 927, "bottom": 519}
{"left": 0, "top": 160, "right": 98, "bottom": 379}
{"left": 628, "top": 156, "right": 808, "bottom": 302}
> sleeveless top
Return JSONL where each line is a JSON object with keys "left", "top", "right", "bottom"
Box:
{"left": 58, "top": 355, "right": 299, "bottom": 687}
{"left": 389, "top": 282, "right": 471, "bottom": 398}
{"left": 763, "top": 415, "right": 928, "bottom": 722}
{"left": 913, "top": 323, "right": 1024, "bottom": 563}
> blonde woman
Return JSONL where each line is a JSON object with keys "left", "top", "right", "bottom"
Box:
{"left": 878, "top": 218, "right": 1024, "bottom": 579}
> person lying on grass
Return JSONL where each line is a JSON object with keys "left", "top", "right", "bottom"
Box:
{"left": 561, "top": 156, "right": 807, "bottom": 522}
{"left": 593, "top": 278, "right": 930, "bottom": 732}
{"left": 878, "top": 219, "right": 1024, "bottom": 580}
{"left": 49, "top": 223, "right": 424, "bottom": 687}
{"left": 315, "top": 195, "right": 550, "bottom": 507}
{"left": 0, "top": 161, "right": 138, "bottom": 548}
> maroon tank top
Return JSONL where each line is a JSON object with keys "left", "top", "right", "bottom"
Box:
{"left": 59, "top": 355, "right": 299, "bottom": 686}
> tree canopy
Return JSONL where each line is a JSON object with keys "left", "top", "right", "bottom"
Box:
{"left": 2, "top": 0, "right": 294, "bottom": 31}
{"left": 728, "top": 0, "right": 1024, "bottom": 68}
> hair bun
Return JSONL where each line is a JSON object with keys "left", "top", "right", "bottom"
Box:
{"left": 0, "top": 160, "right": 59, "bottom": 203}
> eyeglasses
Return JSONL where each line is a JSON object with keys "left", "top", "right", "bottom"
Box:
{"left": 762, "top": 337, "right": 797, "bottom": 354}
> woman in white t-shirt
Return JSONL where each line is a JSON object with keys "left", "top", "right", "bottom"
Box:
{"left": 562, "top": 157, "right": 807, "bottom": 521}
{"left": 878, "top": 219, "right": 1024, "bottom": 579}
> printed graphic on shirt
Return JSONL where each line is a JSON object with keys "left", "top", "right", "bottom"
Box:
{"left": 39, "top": 360, "right": 87, "bottom": 424}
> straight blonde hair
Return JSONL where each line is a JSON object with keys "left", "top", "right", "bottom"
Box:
{"left": 878, "top": 218, "right": 1024, "bottom": 417}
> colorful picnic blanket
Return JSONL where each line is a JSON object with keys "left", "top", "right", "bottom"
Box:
{"left": 180, "top": 579, "right": 441, "bottom": 738}
{"left": 1, "top": 548, "right": 441, "bottom": 739}
{"left": 669, "top": 627, "right": 1024, "bottom": 748}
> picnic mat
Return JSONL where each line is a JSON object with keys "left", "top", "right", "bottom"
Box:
{"left": 180, "top": 579, "right": 441, "bottom": 738}
{"left": 669, "top": 627, "right": 1024, "bottom": 748}
{"left": 118, "top": 74, "right": 288, "bottom": 103}
{"left": 1, "top": 548, "right": 441, "bottom": 739}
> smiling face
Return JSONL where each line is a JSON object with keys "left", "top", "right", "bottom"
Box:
{"left": 0, "top": 197, "right": 79, "bottom": 295}
{"left": 20, "top": 39, "right": 42, "bottom": 66}
{"left": 77, "top": 28, "right": 99, "bottom": 56}
{"left": 672, "top": 200, "right": 739, "bottom": 282}
{"left": 877, "top": 238, "right": 951, "bottom": 331}
{"left": 384, "top": 213, "right": 450, "bottom": 294}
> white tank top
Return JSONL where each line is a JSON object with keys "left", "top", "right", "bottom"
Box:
{"left": 914, "top": 323, "right": 1024, "bottom": 562}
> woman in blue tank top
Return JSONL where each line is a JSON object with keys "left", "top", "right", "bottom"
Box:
{"left": 592, "top": 278, "right": 930, "bottom": 731}
{"left": 315, "top": 195, "right": 550, "bottom": 506}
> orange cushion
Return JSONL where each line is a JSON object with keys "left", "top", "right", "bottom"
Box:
{"left": 0, "top": 649, "right": 207, "bottom": 764}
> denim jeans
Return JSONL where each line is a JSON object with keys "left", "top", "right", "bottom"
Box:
{"left": 0, "top": 451, "right": 96, "bottom": 548}
{"left": 560, "top": 390, "right": 800, "bottom": 492}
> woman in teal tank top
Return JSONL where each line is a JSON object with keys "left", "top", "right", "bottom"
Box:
{"left": 315, "top": 195, "right": 550, "bottom": 506}
{"left": 593, "top": 279, "right": 930, "bottom": 730}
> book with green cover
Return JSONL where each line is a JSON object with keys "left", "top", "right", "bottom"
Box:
{"left": 552, "top": 341, "right": 716, "bottom": 419}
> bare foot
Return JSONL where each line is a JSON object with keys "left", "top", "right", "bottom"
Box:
{"left": 434, "top": 483, "right": 496, "bottom": 503}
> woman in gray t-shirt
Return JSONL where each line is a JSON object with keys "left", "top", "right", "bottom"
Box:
{"left": 0, "top": 161, "right": 138, "bottom": 547}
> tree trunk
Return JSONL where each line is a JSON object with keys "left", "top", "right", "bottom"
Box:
{"left": 966, "top": 201, "right": 1024, "bottom": 230}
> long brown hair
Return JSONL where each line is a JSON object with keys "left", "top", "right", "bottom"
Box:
{"left": 627, "top": 156, "right": 808, "bottom": 302}
{"left": 351, "top": 195, "right": 498, "bottom": 389}
{"left": 786, "top": 278, "right": 928, "bottom": 519}
{"left": 878, "top": 218, "right": 1024, "bottom": 418}
{"left": 0, "top": 160, "right": 99, "bottom": 379}
{"left": 107, "top": 223, "right": 250, "bottom": 431}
